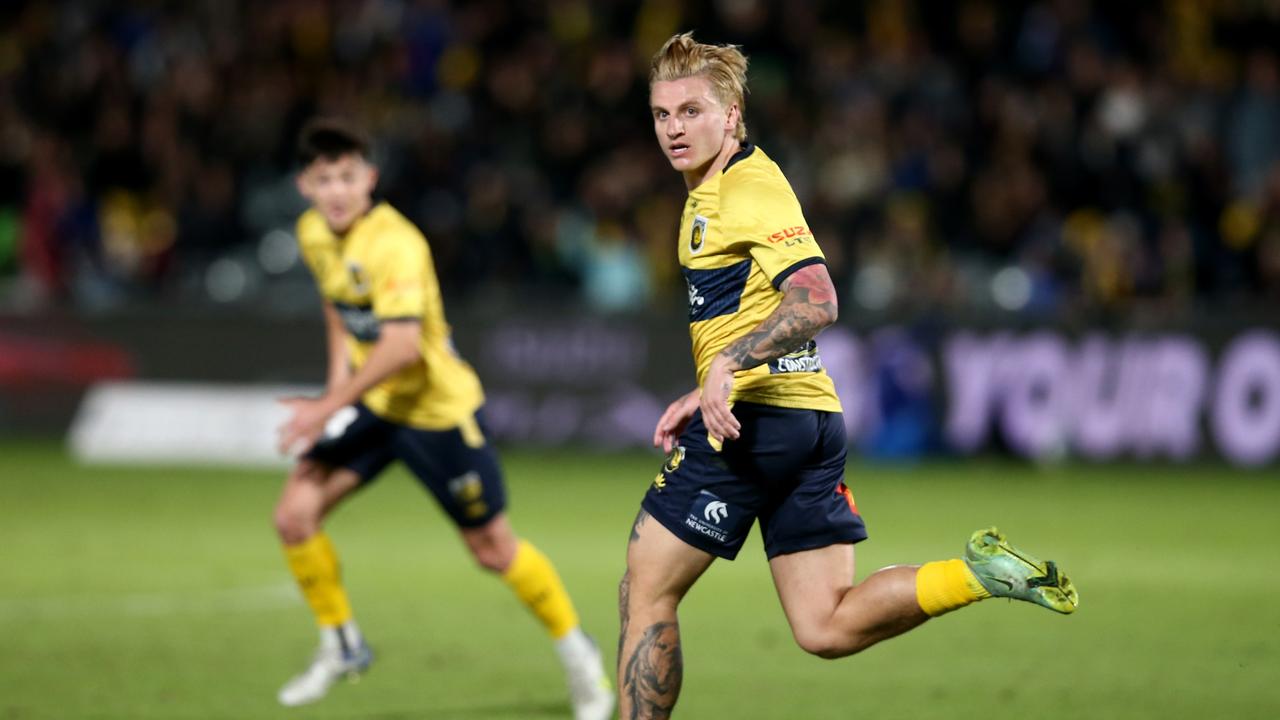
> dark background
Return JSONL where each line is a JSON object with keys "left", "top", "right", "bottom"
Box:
{"left": 2, "top": 0, "right": 1279, "bottom": 462}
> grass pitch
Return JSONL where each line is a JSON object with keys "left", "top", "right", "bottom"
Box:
{"left": 1, "top": 442, "right": 1277, "bottom": 719}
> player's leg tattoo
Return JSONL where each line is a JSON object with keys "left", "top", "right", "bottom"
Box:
{"left": 617, "top": 571, "right": 631, "bottom": 672}
{"left": 619, "top": 506, "right": 711, "bottom": 717}
{"left": 629, "top": 508, "right": 650, "bottom": 543}
{"left": 619, "top": 508, "right": 648, "bottom": 671}
{"left": 622, "top": 621, "right": 682, "bottom": 720}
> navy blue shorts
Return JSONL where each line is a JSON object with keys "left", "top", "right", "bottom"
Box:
{"left": 640, "top": 402, "right": 867, "bottom": 560}
{"left": 304, "top": 403, "right": 506, "bottom": 528}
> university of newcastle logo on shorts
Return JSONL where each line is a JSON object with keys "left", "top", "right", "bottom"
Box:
{"left": 685, "top": 490, "right": 748, "bottom": 545}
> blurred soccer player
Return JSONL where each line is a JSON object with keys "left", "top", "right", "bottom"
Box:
{"left": 618, "top": 33, "right": 1079, "bottom": 718}
{"left": 272, "top": 119, "right": 613, "bottom": 719}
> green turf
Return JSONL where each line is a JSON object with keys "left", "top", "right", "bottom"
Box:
{"left": 1, "top": 442, "right": 1278, "bottom": 719}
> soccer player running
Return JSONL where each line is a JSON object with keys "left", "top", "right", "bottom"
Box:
{"left": 272, "top": 119, "right": 614, "bottom": 720}
{"left": 619, "top": 33, "right": 1079, "bottom": 718}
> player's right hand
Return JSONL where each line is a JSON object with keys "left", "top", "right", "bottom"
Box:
{"left": 277, "top": 396, "right": 336, "bottom": 458}
{"left": 653, "top": 388, "right": 701, "bottom": 452}
{"left": 699, "top": 355, "right": 742, "bottom": 445}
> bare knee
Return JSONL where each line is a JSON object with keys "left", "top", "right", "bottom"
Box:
{"left": 273, "top": 498, "right": 319, "bottom": 545}
{"left": 470, "top": 541, "right": 511, "bottom": 573}
{"left": 463, "top": 517, "right": 517, "bottom": 573}
{"left": 622, "top": 564, "right": 685, "bottom": 616}
{"left": 618, "top": 569, "right": 664, "bottom": 623}
{"left": 792, "top": 625, "right": 859, "bottom": 660}
{"left": 273, "top": 465, "right": 326, "bottom": 544}
{"left": 619, "top": 512, "right": 714, "bottom": 625}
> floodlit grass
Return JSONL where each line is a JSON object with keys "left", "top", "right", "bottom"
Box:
{"left": 2, "top": 442, "right": 1277, "bottom": 719}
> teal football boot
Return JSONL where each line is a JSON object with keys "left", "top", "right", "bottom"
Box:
{"left": 964, "top": 527, "right": 1078, "bottom": 614}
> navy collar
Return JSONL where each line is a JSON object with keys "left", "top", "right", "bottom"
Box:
{"left": 722, "top": 141, "right": 756, "bottom": 174}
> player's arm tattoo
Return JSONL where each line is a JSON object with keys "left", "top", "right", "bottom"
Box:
{"left": 717, "top": 263, "right": 838, "bottom": 372}
{"left": 622, "top": 621, "right": 682, "bottom": 719}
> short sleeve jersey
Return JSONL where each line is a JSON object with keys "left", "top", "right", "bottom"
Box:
{"left": 678, "top": 144, "right": 842, "bottom": 413}
{"left": 296, "top": 202, "right": 484, "bottom": 429}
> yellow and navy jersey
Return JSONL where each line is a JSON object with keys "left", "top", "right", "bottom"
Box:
{"left": 679, "top": 143, "right": 842, "bottom": 414}
{"left": 296, "top": 202, "right": 484, "bottom": 430}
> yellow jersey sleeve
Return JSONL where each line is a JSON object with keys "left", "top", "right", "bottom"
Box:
{"left": 295, "top": 211, "right": 331, "bottom": 283}
{"left": 367, "top": 227, "right": 429, "bottom": 319}
{"left": 726, "top": 177, "right": 825, "bottom": 289}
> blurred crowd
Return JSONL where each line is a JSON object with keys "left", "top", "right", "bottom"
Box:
{"left": 2, "top": 0, "right": 1280, "bottom": 317}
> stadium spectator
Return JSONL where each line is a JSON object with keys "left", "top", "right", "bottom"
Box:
{"left": 2, "top": 0, "right": 1279, "bottom": 316}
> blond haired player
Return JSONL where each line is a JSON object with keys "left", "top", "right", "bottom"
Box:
{"left": 272, "top": 119, "right": 613, "bottom": 720}
{"left": 617, "top": 33, "right": 1079, "bottom": 718}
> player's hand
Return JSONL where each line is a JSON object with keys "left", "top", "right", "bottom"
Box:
{"left": 277, "top": 396, "right": 336, "bottom": 457}
{"left": 653, "top": 388, "right": 700, "bottom": 452}
{"left": 700, "top": 355, "right": 741, "bottom": 444}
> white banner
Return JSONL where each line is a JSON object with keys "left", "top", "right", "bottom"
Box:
{"left": 68, "top": 382, "right": 320, "bottom": 466}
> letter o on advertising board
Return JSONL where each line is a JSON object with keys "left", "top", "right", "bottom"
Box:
{"left": 1211, "top": 331, "right": 1280, "bottom": 466}
{"left": 1001, "top": 333, "right": 1070, "bottom": 460}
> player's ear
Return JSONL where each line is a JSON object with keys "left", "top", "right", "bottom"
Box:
{"left": 725, "top": 103, "right": 739, "bottom": 135}
{"left": 294, "top": 171, "right": 310, "bottom": 201}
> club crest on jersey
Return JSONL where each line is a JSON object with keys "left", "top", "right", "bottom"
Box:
{"left": 346, "top": 261, "right": 370, "bottom": 294}
{"left": 689, "top": 215, "right": 709, "bottom": 254}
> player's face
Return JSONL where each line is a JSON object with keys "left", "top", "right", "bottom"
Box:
{"left": 651, "top": 75, "right": 738, "bottom": 177}
{"left": 297, "top": 153, "right": 378, "bottom": 233}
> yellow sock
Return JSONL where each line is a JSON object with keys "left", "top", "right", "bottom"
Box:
{"left": 915, "top": 558, "right": 991, "bottom": 617}
{"left": 283, "top": 532, "right": 354, "bottom": 628}
{"left": 501, "top": 540, "right": 580, "bottom": 639}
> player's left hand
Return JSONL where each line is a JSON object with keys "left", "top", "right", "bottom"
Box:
{"left": 654, "top": 388, "right": 701, "bottom": 452}
{"left": 700, "top": 355, "right": 741, "bottom": 444}
{"left": 277, "top": 396, "right": 336, "bottom": 457}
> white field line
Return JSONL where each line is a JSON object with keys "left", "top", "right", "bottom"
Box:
{"left": 0, "top": 583, "right": 300, "bottom": 620}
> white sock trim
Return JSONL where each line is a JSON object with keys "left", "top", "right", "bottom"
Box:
{"left": 554, "top": 626, "right": 592, "bottom": 667}
{"left": 320, "top": 620, "right": 364, "bottom": 652}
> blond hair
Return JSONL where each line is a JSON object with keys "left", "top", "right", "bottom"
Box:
{"left": 649, "top": 32, "right": 749, "bottom": 141}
